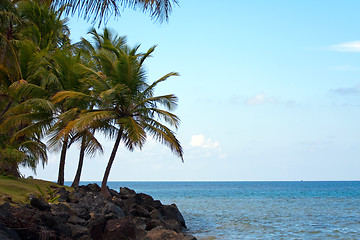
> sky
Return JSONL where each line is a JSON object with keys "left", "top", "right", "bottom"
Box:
{"left": 21, "top": 0, "right": 360, "bottom": 181}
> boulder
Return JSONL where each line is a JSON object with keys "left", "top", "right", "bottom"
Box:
{"left": 38, "top": 211, "right": 72, "bottom": 237}
{"left": 89, "top": 217, "right": 106, "bottom": 239}
{"left": 68, "top": 215, "right": 87, "bottom": 225}
{"left": 145, "top": 220, "right": 163, "bottom": 231}
{"left": 68, "top": 223, "right": 89, "bottom": 239}
{"left": 120, "top": 187, "right": 136, "bottom": 196}
{"left": 164, "top": 219, "right": 183, "bottom": 233}
{"left": 0, "top": 185, "right": 197, "bottom": 240}
{"left": 56, "top": 187, "right": 71, "bottom": 202}
{"left": 130, "top": 205, "right": 150, "bottom": 218}
{"left": 102, "top": 202, "right": 125, "bottom": 218}
{"left": 0, "top": 223, "right": 21, "bottom": 240}
{"left": 100, "top": 218, "right": 136, "bottom": 240}
{"left": 29, "top": 195, "right": 51, "bottom": 211}
{"left": 71, "top": 206, "right": 91, "bottom": 221}
{"left": 109, "top": 188, "right": 120, "bottom": 198}
{"left": 160, "top": 204, "right": 186, "bottom": 229}
{"left": 82, "top": 183, "right": 101, "bottom": 192}
{"left": 149, "top": 209, "right": 164, "bottom": 221}
{"left": 143, "top": 228, "right": 188, "bottom": 240}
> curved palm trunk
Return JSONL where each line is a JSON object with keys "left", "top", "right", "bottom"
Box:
{"left": 101, "top": 129, "right": 122, "bottom": 198}
{"left": 0, "top": 100, "right": 13, "bottom": 121}
{"left": 57, "top": 134, "right": 69, "bottom": 185}
{"left": 71, "top": 137, "right": 86, "bottom": 187}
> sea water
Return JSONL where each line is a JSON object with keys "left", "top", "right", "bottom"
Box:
{"left": 78, "top": 181, "right": 360, "bottom": 239}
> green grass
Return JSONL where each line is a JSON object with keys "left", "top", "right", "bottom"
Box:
{"left": 0, "top": 175, "right": 72, "bottom": 204}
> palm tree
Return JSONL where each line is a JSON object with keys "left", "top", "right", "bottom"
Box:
{"left": 50, "top": 81, "right": 104, "bottom": 187}
{"left": 17, "top": 0, "right": 70, "bottom": 51}
{"left": 53, "top": 28, "right": 183, "bottom": 197}
{"left": 0, "top": 0, "right": 65, "bottom": 177}
{"left": 47, "top": 47, "right": 93, "bottom": 185}
{"left": 51, "top": 0, "right": 178, "bottom": 26}
{"left": 0, "top": 80, "right": 53, "bottom": 177}
{"left": 70, "top": 128, "right": 103, "bottom": 187}
{"left": 13, "top": 0, "right": 72, "bottom": 182}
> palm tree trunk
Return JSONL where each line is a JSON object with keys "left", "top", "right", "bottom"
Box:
{"left": 101, "top": 129, "right": 122, "bottom": 198}
{"left": 0, "top": 100, "right": 13, "bottom": 122}
{"left": 57, "top": 134, "right": 69, "bottom": 185}
{"left": 71, "top": 136, "right": 86, "bottom": 187}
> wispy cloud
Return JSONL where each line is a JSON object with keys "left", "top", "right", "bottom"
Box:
{"left": 329, "top": 41, "right": 360, "bottom": 52}
{"left": 245, "top": 94, "right": 278, "bottom": 106}
{"left": 332, "top": 84, "right": 360, "bottom": 95}
{"left": 245, "top": 94, "right": 267, "bottom": 105}
{"left": 189, "top": 134, "right": 226, "bottom": 159}
{"left": 190, "top": 134, "right": 219, "bottom": 148}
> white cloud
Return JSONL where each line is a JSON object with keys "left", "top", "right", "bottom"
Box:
{"left": 189, "top": 134, "right": 225, "bottom": 159}
{"left": 245, "top": 94, "right": 266, "bottom": 105}
{"left": 245, "top": 94, "right": 279, "bottom": 106}
{"left": 329, "top": 41, "right": 360, "bottom": 52}
{"left": 332, "top": 84, "right": 360, "bottom": 95}
{"left": 190, "top": 134, "right": 205, "bottom": 147}
{"left": 244, "top": 94, "right": 297, "bottom": 107}
{"left": 190, "top": 134, "right": 219, "bottom": 149}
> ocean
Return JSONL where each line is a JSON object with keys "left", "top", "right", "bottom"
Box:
{"left": 75, "top": 181, "right": 360, "bottom": 239}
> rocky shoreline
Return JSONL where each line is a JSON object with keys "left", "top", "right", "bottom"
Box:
{"left": 0, "top": 184, "right": 197, "bottom": 240}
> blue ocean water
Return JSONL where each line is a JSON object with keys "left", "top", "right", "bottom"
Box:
{"left": 78, "top": 181, "right": 360, "bottom": 239}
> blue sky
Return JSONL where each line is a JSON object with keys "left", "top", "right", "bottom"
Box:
{"left": 22, "top": 0, "right": 360, "bottom": 181}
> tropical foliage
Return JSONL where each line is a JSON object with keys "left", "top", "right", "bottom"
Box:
{"left": 52, "top": 0, "right": 178, "bottom": 25}
{"left": 0, "top": 0, "right": 182, "bottom": 196}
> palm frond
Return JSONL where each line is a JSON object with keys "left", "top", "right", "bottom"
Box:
{"left": 99, "top": 83, "right": 130, "bottom": 103}
{"left": 140, "top": 72, "right": 179, "bottom": 99}
{"left": 52, "top": 0, "right": 178, "bottom": 26}
{"left": 119, "top": 116, "right": 146, "bottom": 150}
{"left": 9, "top": 80, "right": 50, "bottom": 98}
{"left": 20, "top": 140, "right": 48, "bottom": 166}
{"left": 135, "top": 94, "right": 178, "bottom": 111}
{"left": 145, "top": 108, "right": 180, "bottom": 129}
{"left": 143, "top": 117, "right": 183, "bottom": 161}
{"left": 10, "top": 117, "right": 53, "bottom": 142}
{"left": 74, "top": 110, "right": 117, "bottom": 131}
{"left": 51, "top": 90, "right": 95, "bottom": 104}
{"left": 139, "top": 45, "right": 156, "bottom": 66}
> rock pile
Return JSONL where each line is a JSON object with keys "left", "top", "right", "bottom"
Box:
{"left": 0, "top": 184, "right": 197, "bottom": 240}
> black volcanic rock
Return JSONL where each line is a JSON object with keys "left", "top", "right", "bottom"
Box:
{"left": 0, "top": 184, "right": 196, "bottom": 240}
{"left": 0, "top": 223, "right": 21, "bottom": 240}
{"left": 29, "top": 195, "right": 51, "bottom": 211}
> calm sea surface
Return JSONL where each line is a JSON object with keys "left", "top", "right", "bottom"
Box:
{"left": 76, "top": 181, "right": 360, "bottom": 239}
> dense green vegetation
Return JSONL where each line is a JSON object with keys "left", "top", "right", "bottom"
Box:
{"left": 0, "top": 0, "right": 182, "bottom": 197}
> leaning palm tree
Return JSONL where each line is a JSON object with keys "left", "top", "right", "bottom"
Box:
{"left": 47, "top": 47, "right": 93, "bottom": 185}
{"left": 53, "top": 29, "right": 183, "bottom": 197}
{"left": 70, "top": 129, "right": 103, "bottom": 187}
{"left": 51, "top": 0, "right": 178, "bottom": 26}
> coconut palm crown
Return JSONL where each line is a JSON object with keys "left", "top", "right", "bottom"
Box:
{"left": 52, "top": 28, "right": 183, "bottom": 196}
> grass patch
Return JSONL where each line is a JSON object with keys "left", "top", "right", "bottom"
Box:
{"left": 0, "top": 175, "right": 72, "bottom": 204}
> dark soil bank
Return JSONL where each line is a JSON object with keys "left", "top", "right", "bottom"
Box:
{"left": 0, "top": 184, "right": 197, "bottom": 240}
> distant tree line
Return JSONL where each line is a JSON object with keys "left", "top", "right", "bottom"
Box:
{"left": 0, "top": 0, "right": 182, "bottom": 197}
